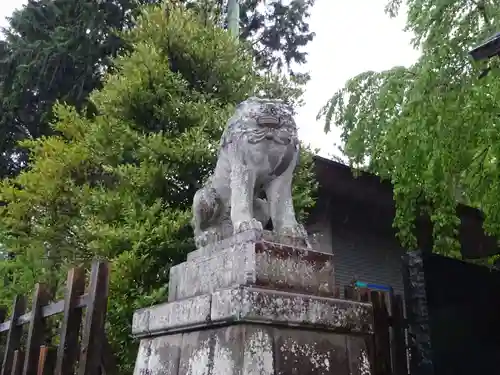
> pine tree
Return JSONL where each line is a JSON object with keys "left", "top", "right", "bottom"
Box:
{"left": 0, "top": 5, "right": 317, "bottom": 372}
{"left": 0, "top": 0, "right": 315, "bottom": 177}
{"left": 0, "top": 0, "right": 140, "bottom": 177}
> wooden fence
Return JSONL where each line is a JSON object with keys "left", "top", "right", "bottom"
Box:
{"left": 0, "top": 260, "right": 116, "bottom": 375}
{"left": 345, "top": 285, "right": 409, "bottom": 375}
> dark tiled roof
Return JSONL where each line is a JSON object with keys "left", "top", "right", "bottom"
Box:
{"left": 312, "top": 155, "right": 498, "bottom": 259}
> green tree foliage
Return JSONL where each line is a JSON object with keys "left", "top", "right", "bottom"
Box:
{"left": 0, "top": 5, "right": 317, "bottom": 372}
{"left": 319, "top": 0, "right": 500, "bottom": 255}
{"left": 0, "top": 0, "right": 143, "bottom": 177}
{"left": 238, "top": 0, "right": 315, "bottom": 72}
{"left": 0, "top": 0, "right": 315, "bottom": 177}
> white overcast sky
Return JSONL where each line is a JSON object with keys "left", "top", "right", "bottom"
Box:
{"left": 0, "top": 0, "right": 420, "bottom": 158}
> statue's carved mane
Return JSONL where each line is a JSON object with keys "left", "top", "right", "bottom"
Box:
{"left": 220, "top": 97, "right": 298, "bottom": 148}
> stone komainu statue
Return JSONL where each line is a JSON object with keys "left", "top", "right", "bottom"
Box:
{"left": 192, "top": 97, "right": 309, "bottom": 248}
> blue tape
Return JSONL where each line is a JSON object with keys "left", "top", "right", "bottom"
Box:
{"left": 354, "top": 281, "right": 392, "bottom": 292}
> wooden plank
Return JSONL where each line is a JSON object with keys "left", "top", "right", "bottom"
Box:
{"left": 54, "top": 267, "right": 85, "bottom": 375}
{"left": 100, "top": 338, "right": 118, "bottom": 375}
{"left": 23, "top": 284, "right": 51, "bottom": 375}
{"left": 0, "top": 307, "right": 7, "bottom": 360}
{"left": 371, "top": 291, "right": 392, "bottom": 375}
{"left": 401, "top": 251, "right": 434, "bottom": 375}
{"left": 37, "top": 347, "right": 56, "bottom": 375}
{"left": 78, "top": 261, "right": 110, "bottom": 375}
{"left": 2, "top": 296, "right": 27, "bottom": 375}
{"left": 36, "top": 348, "right": 48, "bottom": 375}
{"left": 334, "top": 286, "right": 340, "bottom": 299}
{"left": 344, "top": 286, "right": 353, "bottom": 300}
{"left": 359, "top": 288, "right": 370, "bottom": 302}
{"left": 0, "top": 295, "right": 88, "bottom": 333}
{"left": 390, "top": 294, "right": 409, "bottom": 375}
{"left": 10, "top": 350, "right": 24, "bottom": 375}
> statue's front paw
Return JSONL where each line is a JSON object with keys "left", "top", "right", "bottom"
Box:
{"left": 233, "top": 218, "right": 263, "bottom": 234}
{"left": 278, "top": 223, "right": 310, "bottom": 247}
{"left": 195, "top": 232, "right": 209, "bottom": 248}
{"left": 195, "top": 230, "right": 222, "bottom": 248}
{"left": 279, "top": 223, "right": 307, "bottom": 238}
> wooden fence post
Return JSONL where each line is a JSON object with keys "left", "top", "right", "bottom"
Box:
{"left": 54, "top": 267, "right": 85, "bottom": 375}
{"left": 344, "top": 285, "right": 354, "bottom": 300}
{"left": 0, "top": 308, "right": 6, "bottom": 361}
{"left": 100, "top": 338, "right": 118, "bottom": 375}
{"left": 0, "top": 259, "right": 119, "bottom": 375}
{"left": 78, "top": 261, "right": 110, "bottom": 375}
{"left": 2, "top": 296, "right": 26, "bottom": 375}
{"left": 37, "top": 346, "right": 56, "bottom": 375}
{"left": 0, "top": 258, "right": 114, "bottom": 375}
{"left": 371, "top": 291, "right": 392, "bottom": 375}
{"left": 23, "top": 284, "right": 51, "bottom": 375}
{"left": 359, "top": 288, "right": 370, "bottom": 302}
{"left": 390, "top": 294, "right": 409, "bottom": 375}
{"left": 10, "top": 350, "right": 24, "bottom": 375}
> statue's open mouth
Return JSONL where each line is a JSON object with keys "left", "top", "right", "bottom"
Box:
{"left": 257, "top": 115, "right": 280, "bottom": 128}
{"left": 247, "top": 128, "right": 291, "bottom": 145}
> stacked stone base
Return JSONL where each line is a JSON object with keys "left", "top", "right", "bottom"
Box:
{"left": 132, "top": 231, "right": 374, "bottom": 375}
{"left": 135, "top": 322, "right": 371, "bottom": 375}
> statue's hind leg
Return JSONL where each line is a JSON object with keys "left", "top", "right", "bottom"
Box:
{"left": 192, "top": 187, "right": 224, "bottom": 247}
{"left": 265, "top": 151, "right": 310, "bottom": 247}
{"left": 254, "top": 197, "right": 270, "bottom": 228}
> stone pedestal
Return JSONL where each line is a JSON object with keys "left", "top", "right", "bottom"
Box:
{"left": 132, "top": 231, "right": 374, "bottom": 375}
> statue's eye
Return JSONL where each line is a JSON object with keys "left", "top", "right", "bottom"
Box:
{"left": 263, "top": 104, "right": 278, "bottom": 116}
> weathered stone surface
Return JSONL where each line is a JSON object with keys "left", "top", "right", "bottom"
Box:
{"left": 347, "top": 336, "right": 372, "bottom": 375}
{"left": 132, "top": 294, "right": 211, "bottom": 337}
{"left": 133, "top": 324, "right": 373, "bottom": 375}
{"left": 134, "top": 286, "right": 372, "bottom": 338}
{"left": 187, "top": 229, "right": 309, "bottom": 261}
{"left": 133, "top": 334, "right": 182, "bottom": 375}
{"left": 134, "top": 338, "right": 152, "bottom": 375}
{"left": 211, "top": 287, "right": 373, "bottom": 334}
{"left": 132, "top": 307, "right": 151, "bottom": 336}
{"left": 178, "top": 330, "right": 214, "bottom": 375}
{"left": 169, "top": 241, "right": 335, "bottom": 302}
{"left": 242, "top": 326, "right": 275, "bottom": 374}
{"left": 213, "top": 326, "right": 245, "bottom": 374}
{"left": 275, "top": 328, "right": 349, "bottom": 374}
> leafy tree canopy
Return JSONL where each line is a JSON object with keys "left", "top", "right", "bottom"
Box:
{"left": 0, "top": 4, "right": 317, "bottom": 373}
{"left": 319, "top": 0, "right": 500, "bottom": 256}
{"left": 0, "top": 0, "right": 315, "bottom": 177}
